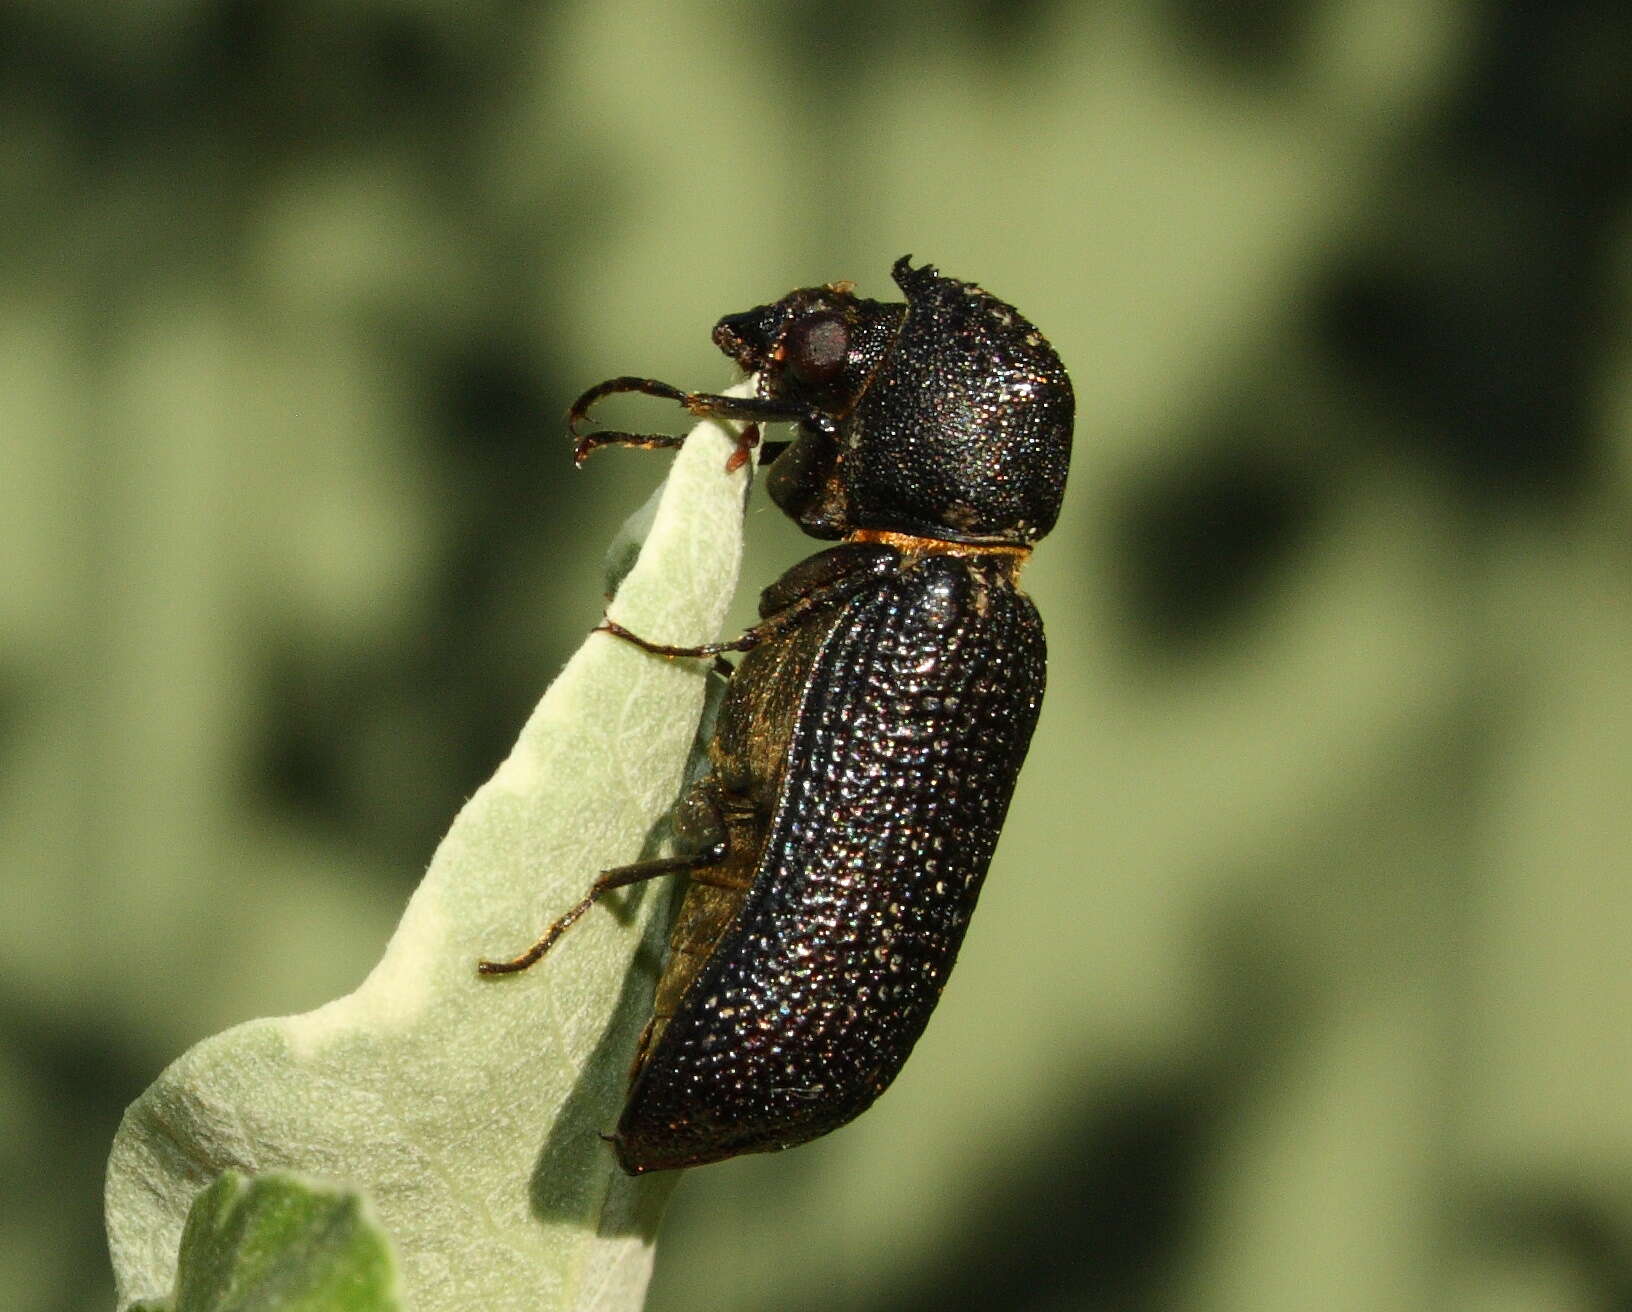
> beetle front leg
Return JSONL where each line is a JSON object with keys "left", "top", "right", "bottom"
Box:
{"left": 567, "top": 375, "right": 818, "bottom": 467}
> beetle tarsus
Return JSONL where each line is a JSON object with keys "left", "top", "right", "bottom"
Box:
{"left": 567, "top": 375, "right": 690, "bottom": 432}
{"left": 476, "top": 895, "right": 592, "bottom": 974}
{"left": 572, "top": 430, "right": 686, "bottom": 467}
{"left": 567, "top": 376, "right": 693, "bottom": 466}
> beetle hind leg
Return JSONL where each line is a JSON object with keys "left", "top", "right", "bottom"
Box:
{"left": 477, "top": 844, "right": 735, "bottom": 977}
{"left": 477, "top": 778, "right": 752, "bottom": 977}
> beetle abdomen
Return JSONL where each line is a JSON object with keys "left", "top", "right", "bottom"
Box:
{"left": 615, "top": 552, "right": 1045, "bottom": 1172}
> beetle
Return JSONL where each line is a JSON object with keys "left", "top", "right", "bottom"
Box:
{"left": 480, "top": 256, "right": 1073, "bottom": 1174}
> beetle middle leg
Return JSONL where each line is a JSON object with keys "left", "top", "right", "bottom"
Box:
{"left": 596, "top": 618, "right": 759, "bottom": 660}
{"left": 596, "top": 541, "right": 902, "bottom": 661}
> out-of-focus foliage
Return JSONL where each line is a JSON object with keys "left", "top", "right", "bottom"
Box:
{"left": 2, "top": 0, "right": 1630, "bottom": 1309}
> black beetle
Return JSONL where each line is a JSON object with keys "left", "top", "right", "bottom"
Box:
{"left": 481, "top": 256, "right": 1072, "bottom": 1173}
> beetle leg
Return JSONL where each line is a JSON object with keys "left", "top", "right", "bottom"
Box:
{"left": 643, "top": 385, "right": 821, "bottom": 427}
{"left": 478, "top": 770, "right": 757, "bottom": 979}
{"left": 572, "top": 430, "right": 688, "bottom": 465}
{"left": 567, "top": 375, "right": 689, "bottom": 432}
{"left": 477, "top": 842, "right": 738, "bottom": 977}
{"left": 597, "top": 553, "right": 892, "bottom": 662}
{"left": 596, "top": 617, "right": 760, "bottom": 658}
{"left": 568, "top": 376, "right": 819, "bottom": 466}
{"left": 597, "top": 605, "right": 816, "bottom": 657}
{"left": 568, "top": 376, "right": 691, "bottom": 465}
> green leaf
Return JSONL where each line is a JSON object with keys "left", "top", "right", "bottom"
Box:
{"left": 166, "top": 1171, "right": 398, "bottom": 1311}
{"left": 106, "top": 392, "right": 754, "bottom": 1311}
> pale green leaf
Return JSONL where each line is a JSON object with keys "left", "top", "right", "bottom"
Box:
{"left": 106, "top": 389, "right": 754, "bottom": 1312}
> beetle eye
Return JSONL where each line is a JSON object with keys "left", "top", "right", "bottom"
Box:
{"left": 786, "top": 312, "right": 849, "bottom": 385}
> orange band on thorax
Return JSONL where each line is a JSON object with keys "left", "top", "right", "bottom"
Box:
{"left": 846, "top": 528, "right": 1033, "bottom": 561}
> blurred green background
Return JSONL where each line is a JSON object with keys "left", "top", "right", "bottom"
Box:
{"left": 5, "top": 0, "right": 1632, "bottom": 1308}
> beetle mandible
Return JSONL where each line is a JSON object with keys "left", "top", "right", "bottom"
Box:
{"left": 480, "top": 256, "right": 1073, "bottom": 1174}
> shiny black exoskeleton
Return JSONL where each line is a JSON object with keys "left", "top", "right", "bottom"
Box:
{"left": 481, "top": 257, "right": 1073, "bottom": 1173}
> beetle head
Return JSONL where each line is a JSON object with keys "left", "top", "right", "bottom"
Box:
{"left": 713, "top": 284, "right": 903, "bottom": 417}
{"left": 714, "top": 258, "right": 1073, "bottom": 545}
